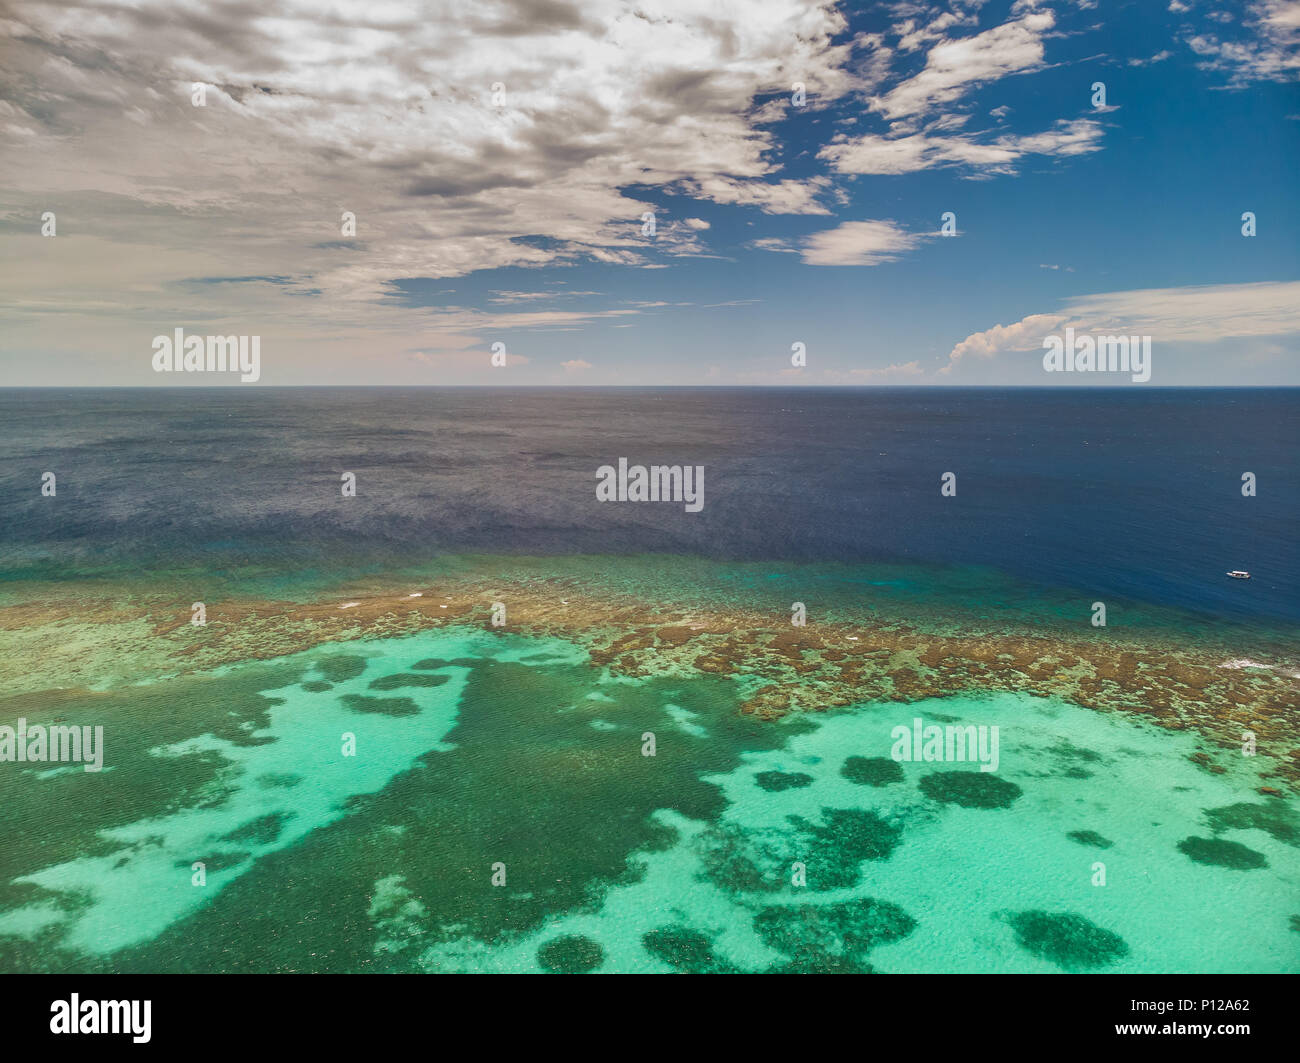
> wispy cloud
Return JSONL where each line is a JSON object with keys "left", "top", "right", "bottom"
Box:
{"left": 1181, "top": 0, "right": 1300, "bottom": 84}
{"left": 820, "top": 118, "right": 1104, "bottom": 176}
{"left": 755, "top": 220, "right": 925, "bottom": 266}
{"left": 835, "top": 360, "right": 926, "bottom": 380}
{"left": 870, "top": 10, "right": 1056, "bottom": 120}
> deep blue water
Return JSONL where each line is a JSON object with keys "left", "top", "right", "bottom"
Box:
{"left": 0, "top": 387, "right": 1295, "bottom": 623}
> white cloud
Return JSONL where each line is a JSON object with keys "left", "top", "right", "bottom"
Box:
{"left": 820, "top": 119, "right": 1103, "bottom": 176}
{"left": 1182, "top": 0, "right": 1300, "bottom": 84}
{"left": 870, "top": 10, "right": 1056, "bottom": 120}
{"left": 757, "top": 220, "right": 924, "bottom": 266}
{"left": 751, "top": 237, "right": 801, "bottom": 254}
{"left": 844, "top": 360, "right": 925, "bottom": 380}
{"left": 893, "top": 9, "right": 981, "bottom": 54}
{"left": 676, "top": 176, "right": 832, "bottom": 215}
{"left": 561, "top": 359, "right": 593, "bottom": 372}
{"left": 942, "top": 281, "right": 1300, "bottom": 374}
{"left": 815, "top": 9, "right": 1108, "bottom": 180}
{"left": 1061, "top": 280, "right": 1300, "bottom": 339}
{"left": 489, "top": 290, "right": 602, "bottom": 303}
{"left": 942, "top": 313, "right": 1065, "bottom": 373}
{"left": 0, "top": 0, "right": 860, "bottom": 381}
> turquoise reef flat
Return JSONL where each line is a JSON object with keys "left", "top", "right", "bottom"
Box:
{"left": 1, "top": 620, "right": 1295, "bottom": 973}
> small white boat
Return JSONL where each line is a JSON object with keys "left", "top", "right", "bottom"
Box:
{"left": 1226, "top": 570, "right": 1251, "bottom": 580}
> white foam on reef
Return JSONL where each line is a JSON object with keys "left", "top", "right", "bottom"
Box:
{"left": 1219, "top": 658, "right": 1283, "bottom": 673}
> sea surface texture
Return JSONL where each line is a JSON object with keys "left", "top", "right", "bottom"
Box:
{"left": 0, "top": 387, "right": 1296, "bottom": 973}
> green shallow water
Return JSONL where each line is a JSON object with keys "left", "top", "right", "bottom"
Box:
{"left": 0, "top": 625, "right": 1296, "bottom": 972}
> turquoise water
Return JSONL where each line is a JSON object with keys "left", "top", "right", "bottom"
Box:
{"left": 0, "top": 627, "right": 1296, "bottom": 972}
{"left": 432, "top": 695, "right": 1297, "bottom": 973}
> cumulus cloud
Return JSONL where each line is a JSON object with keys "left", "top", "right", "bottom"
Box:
{"left": 5, "top": 0, "right": 1266, "bottom": 387}
{"left": 942, "top": 281, "right": 1300, "bottom": 374}
{"left": 0, "top": 0, "right": 860, "bottom": 380}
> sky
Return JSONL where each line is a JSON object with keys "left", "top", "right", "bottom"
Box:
{"left": 1, "top": 0, "right": 1298, "bottom": 386}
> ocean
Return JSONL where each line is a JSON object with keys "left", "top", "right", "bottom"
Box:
{"left": 0, "top": 387, "right": 1296, "bottom": 973}
{"left": 2, "top": 387, "right": 1296, "bottom": 621}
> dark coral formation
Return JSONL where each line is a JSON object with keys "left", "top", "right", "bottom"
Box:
{"left": 1066, "top": 830, "right": 1114, "bottom": 849}
{"left": 537, "top": 934, "right": 604, "bottom": 973}
{"left": 221, "top": 812, "right": 291, "bottom": 846}
{"left": 919, "top": 771, "right": 1022, "bottom": 809}
{"left": 841, "top": 756, "right": 905, "bottom": 787}
{"left": 314, "top": 655, "right": 368, "bottom": 682}
{"left": 1177, "top": 836, "right": 1268, "bottom": 870}
{"left": 786, "top": 808, "right": 904, "bottom": 889}
{"left": 1202, "top": 802, "right": 1300, "bottom": 846}
{"left": 755, "top": 770, "right": 813, "bottom": 792}
{"left": 368, "top": 672, "right": 451, "bottom": 691}
{"left": 1001, "top": 910, "right": 1129, "bottom": 970}
{"left": 754, "top": 897, "right": 916, "bottom": 972}
{"left": 642, "top": 925, "right": 732, "bottom": 973}
{"left": 339, "top": 694, "right": 421, "bottom": 716}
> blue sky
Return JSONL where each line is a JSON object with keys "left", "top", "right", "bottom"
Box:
{"left": 2, "top": 0, "right": 1298, "bottom": 385}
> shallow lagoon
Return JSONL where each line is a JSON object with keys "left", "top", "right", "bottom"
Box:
{"left": 0, "top": 626, "right": 1296, "bottom": 973}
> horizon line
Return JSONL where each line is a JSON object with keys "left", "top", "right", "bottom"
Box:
{"left": 2, "top": 384, "right": 1297, "bottom": 391}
